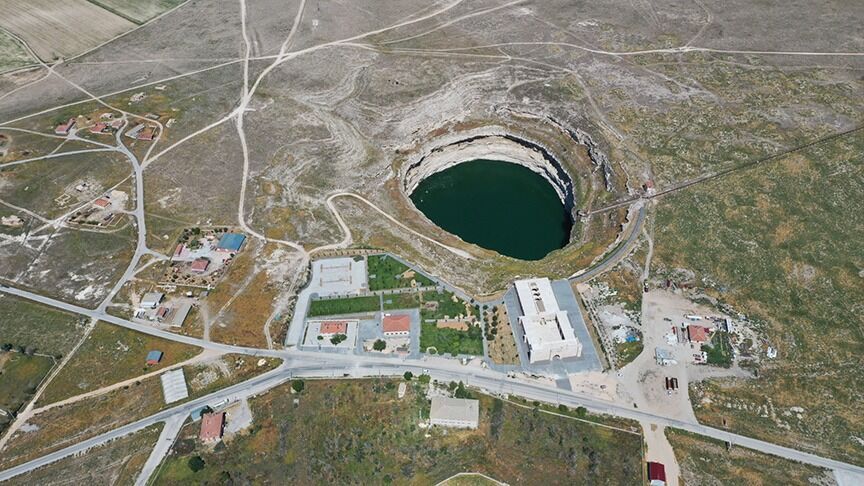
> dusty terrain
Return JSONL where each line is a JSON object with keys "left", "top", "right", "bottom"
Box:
{"left": 0, "top": 0, "right": 862, "bottom": 481}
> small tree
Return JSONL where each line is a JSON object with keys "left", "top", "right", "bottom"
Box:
{"left": 418, "top": 374, "right": 431, "bottom": 385}
{"left": 403, "top": 371, "right": 413, "bottom": 381}
{"left": 373, "top": 339, "right": 387, "bottom": 351}
{"left": 330, "top": 334, "right": 347, "bottom": 345}
{"left": 558, "top": 404, "right": 568, "bottom": 413}
{"left": 575, "top": 406, "right": 587, "bottom": 418}
{"left": 291, "top": 380, "right": 305, "bottom": 393}
{"left": 188, "top": 455, "right": 205, "bottom": 472}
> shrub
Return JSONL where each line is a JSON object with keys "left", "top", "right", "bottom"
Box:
{"left": 188, "top": 455, "right": 205, "bottom": 472}
{"left": 291, "top": 380, "right": 305, "bottom": 393}
{"left": 373, "top": 339, "right": 386, "bottom": 351}
{"left": 403, "top": 371, "right": 413, "bottom": 381}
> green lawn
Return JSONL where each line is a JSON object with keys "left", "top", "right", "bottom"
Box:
{"left": 703, "top": 331, "right": 732, "bottom": 368}
{"left": 367, "top": 254, "right": 434, "bottom": 291}
{"left": 153, "top": 380, "right": 643, "bottom": 485}
{"left": 307, "top": 295, "right": 380, "bottom": 317}
{"left": 420, "top": 322, "right": 484, "bottom": 356}
{"left": 420, "top": 289, "right": 475, "bottom": 320}
{"left": 382, "top": 292, "right": 420, "bottom": 310}
{"left": 615, "top": 340, "right": 644, "bottom": 368}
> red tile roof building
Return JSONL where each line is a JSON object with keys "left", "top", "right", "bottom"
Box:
{"left": 199, "top": 412, "right": 225, "bottom": 442}
{"left": 687, "top": 325, "right": 710, "bottom": 343}
{"left": 319, "top": 321, "right": 348, "bottom": 335}
{"left": 383, "top": 315, "right": 411, "bottom": 336}
{"left": 190, "top": 258, "right": 210, "bottom": 273}
{"left": 54, "top": 118, "right": 76, "bottom": 135}
{"left": 93, "top": 198, "right": 110, "bottom": 208}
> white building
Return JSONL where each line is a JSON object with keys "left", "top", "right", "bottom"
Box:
{"left": 514, "top": 278, "right": 582, "bottom": 363}
{"left": 141, "top": 292, "right": 165, "bottom": 309}
{"left": 430, "top": 396, "right": 479, "bottom": 429}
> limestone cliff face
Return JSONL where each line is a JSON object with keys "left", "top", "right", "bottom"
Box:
{"left": 402, "top": 128, "right": 576, "bottom": 210}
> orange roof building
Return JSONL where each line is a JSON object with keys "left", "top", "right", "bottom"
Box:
{"left": 93, "top": 198, "right": 110, "bottom": 208}
{"left": 199, "top": 412, "right": 225, "bottom": 442}
{"left": 687, "top": 324, "right": 710, "bottom": 343}
{"left": 383, "top": 314, "right": 411, "bottom": 336}
{"left": 190, "top": 258, "right": 210, "bottom": 273}
{"left": 319, "top": 321, "right": 348, "bottom": 335}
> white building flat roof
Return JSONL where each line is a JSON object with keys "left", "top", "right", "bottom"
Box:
{"left": 430, "top": 396, "right": 479, "bottom": 427}
{"left": 515, "top": 278, "right": 582, "bottom": 362}
{"left": 515, "top": 278, "right": 560, "bottom": 315}
{"left": 160, "top": 369, "right": 189, "bottom": 404}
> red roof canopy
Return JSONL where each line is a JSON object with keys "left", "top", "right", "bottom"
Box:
{"left": 648, "top": 462, "right": 666, "bottom": 481}
{"left": 320, "top": 321, "right": 348, "bottom": 335}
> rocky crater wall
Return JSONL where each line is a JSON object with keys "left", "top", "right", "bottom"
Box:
{"left": 402, "top": 127, "right": 577, "bottom": 212}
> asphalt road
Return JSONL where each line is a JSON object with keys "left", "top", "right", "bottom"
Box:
{"left": 0, "top": 284, "right": 271, "bottom": 357}
{"left": 570, "top": 203, "right": 646, "bottom": 283}
{"left": 4, "top": 256, "right": 864, "bottom": 480}
{"left": 2, "top": 354, "right": 864, "bottom": 481}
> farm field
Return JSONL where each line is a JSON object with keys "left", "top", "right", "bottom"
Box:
{"left": 0, "top": 295, "right": 86, "bottom": 357}
{"left": 87, "top": 0, "right": 186, "bottom": 24}
{"left": 0, "top": 31, "right": 32, "bottom": 73}
{"left": 0, "top": 0, "right": 135, "bottom": 61}
{"left": 0, "top": 352, "right": 54, "bottom": 434}
{"left": 3, "top": 423, "right": 162, "bottom": 486}
{"left": 666, "top": 428, "right": 833, "bottom": 486}
{"left": 153, "top": 379, "right": 643, "bottom": 485}
{"left": 37, "top": 321, "right": 202, "bottom": 406}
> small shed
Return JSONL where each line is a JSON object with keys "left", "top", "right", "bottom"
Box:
{"left": 146, "top": 350, "right": 163, "bottom": 365}
{"left": 648, "top": 461, "right": 666, "bottom": 485}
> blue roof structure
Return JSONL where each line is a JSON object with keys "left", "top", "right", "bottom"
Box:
{"left": 217, "top": 232, "right": 246, "bottom": 252}
{"left": 146, "top": 350, "right": 163, "bottom": 363}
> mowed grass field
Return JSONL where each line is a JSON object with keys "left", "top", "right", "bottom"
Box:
{"left": 0, "top": 0, "right": 135, "bottom": 61}
{"left": 0, "top": 30, "right": 33, "bottom": 73}
{"left": 666, "top": 428, "right": 833, "bottom": 486}
{"left": 38, "top": 321, "right": 201, "bottom": 405}
{"left": 654, "top": 132, "right": 864, "bottom": 463}
{"left": 88, "top": 0, "right": 186, "bottom": 24}
{"left": 154, "top": 379, "right": 643, "bottom": 485}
